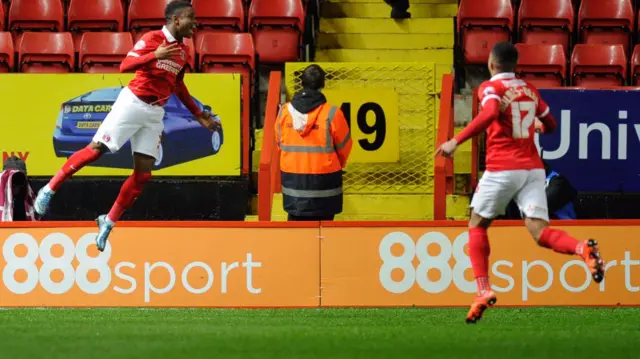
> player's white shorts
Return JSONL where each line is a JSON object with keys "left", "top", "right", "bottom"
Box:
{"left": 470, "top": 169, "right": 549, "bottom": 222}
{"left": 93, "top": 86, "right": 165, "bottom": 160}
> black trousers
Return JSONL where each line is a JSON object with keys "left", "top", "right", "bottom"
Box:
{"left": 384, "top": 0, "right": 409, "bottom": 11}
{"left": 287, "top": 214, "right": 335, "bottom": 221}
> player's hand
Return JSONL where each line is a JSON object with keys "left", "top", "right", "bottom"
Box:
{"left": 154, "top": 41, "right": 180, "bottom": 60}
{"left": 196, "top": 112, "right": 222, "bottom": 132}
{"left": 535, "top": 118, "right": 545, "bottom": 134}
{"left": 435, "top": 139, "right": 458, "bottom": 158}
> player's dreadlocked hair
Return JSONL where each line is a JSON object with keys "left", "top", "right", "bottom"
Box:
{"left": 165, "top": 0, "right": 192, "bottom": 21}
{"left": 491, "top": 41, "right": 519, "bottom": 73}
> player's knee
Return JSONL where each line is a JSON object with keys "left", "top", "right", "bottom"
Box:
{"left": 469, "top": 211, "right": 492, "bottom": 229}
{"left": 89, "top": 142, "right": 109, "bottom": 154}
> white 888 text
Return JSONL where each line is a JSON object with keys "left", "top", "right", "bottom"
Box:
{"left": 378, "top": 232, "right": 476, "bottom": 294}
{"left": 3, "top": 233, "right": 111, "bottom": 295}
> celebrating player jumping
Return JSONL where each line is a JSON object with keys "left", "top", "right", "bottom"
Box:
{"left": 34, "top": 1, "right": 219, "bottom": 251}
{"left": 436, "top": 42, "right": 605, "bottom": 324}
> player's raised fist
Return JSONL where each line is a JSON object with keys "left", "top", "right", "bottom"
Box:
{"left": 154, "top": 41, "right": 180, "bottom": 60}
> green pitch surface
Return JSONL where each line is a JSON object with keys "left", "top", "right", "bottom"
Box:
{"left": 1, "top": 308, "right": 638, "bottom": 358}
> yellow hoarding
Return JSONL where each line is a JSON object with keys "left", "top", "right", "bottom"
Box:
{"left": 0, "top": 74, "right": 241, "bottom": 176}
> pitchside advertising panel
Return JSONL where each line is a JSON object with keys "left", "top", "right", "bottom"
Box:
{"left": 0, "top": 223, "right": 637, "bottom": 307}
{"left": 0, "top": 74, "right": 241, "bottom": 176}
{"left": 536, "top": 89, "right": 640, "bottom": 192}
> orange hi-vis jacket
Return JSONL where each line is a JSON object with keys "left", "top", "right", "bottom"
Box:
{"left": 275, "top": 102, "right": 352, "bottom": 217}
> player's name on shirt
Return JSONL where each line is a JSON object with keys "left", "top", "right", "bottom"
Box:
{"left": 500, "top": 82, "right": 540, "bottom": 110}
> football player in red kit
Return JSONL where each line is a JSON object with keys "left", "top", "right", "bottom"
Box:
{"left": 436, "top": 42, "right": 605, "bottom": 324}
{"left": 34, "top": 1, "right": 219, "bottom": 251}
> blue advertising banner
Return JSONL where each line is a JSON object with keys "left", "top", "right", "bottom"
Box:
{"left": 537, "top": 89, "right": 640, "bottom": 192}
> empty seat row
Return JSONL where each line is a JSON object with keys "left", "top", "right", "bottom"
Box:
{"left": 0, "top": 0, "right": 305, "bottom": 63}
{"left": 0, "top": 0, "right": 305, "bottom": 36}
{"left": 0, "top": 31, "right": 256, "bottom": 74}
{"left": 515, "top": 43, "right": 640, "bottom": 88}
{"left": 458, "top": 0, "right": 636, "bottom": 64}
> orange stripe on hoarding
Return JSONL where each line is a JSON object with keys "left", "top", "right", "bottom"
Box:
{"left": 4, "top": 220, "right": 640, "bottom": 229}
{"left": 0, "top": 221, "right": 319, "bottom": 228}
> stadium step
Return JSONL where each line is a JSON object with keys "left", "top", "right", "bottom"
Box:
{"left": 321, "top": 2, "right": 458, "bottom": 18}
{"left": 319, "top": 18, "right": 453, "bottom": 34}
{"left": 317, "top": 33, "right": 453, "bottom": 50}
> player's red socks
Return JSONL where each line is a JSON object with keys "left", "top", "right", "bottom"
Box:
{"left": 49, "top": 145, "right": 102, "bottom": 191}
{"left": 107, "top": 171, "right": 152, "bottom": 223}
{"left": 469, "top": 227, "right": 491, "bottom": 295}
{"left": 538, "top": 227, "right": 580, "bottom": 255}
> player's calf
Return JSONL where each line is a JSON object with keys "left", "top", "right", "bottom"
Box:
{"left": 35, "top": 144, "right": 105, "bottom": 217}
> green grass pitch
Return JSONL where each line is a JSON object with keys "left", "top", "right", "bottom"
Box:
{"left": 0, "top": 308, "right": 638, "bottom": 358}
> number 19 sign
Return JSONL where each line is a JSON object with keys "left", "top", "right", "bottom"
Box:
{"left": 324, "top": 88, "right": 400, "bottom": 163}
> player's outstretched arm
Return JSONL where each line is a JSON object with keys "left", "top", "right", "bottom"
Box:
{"left": 174, "top": 69, "right": 202, "bottom": 117}
{"left": 174, "top": 69, "right": 221, "bottom": 132}
{"left": 454, "top": 99, "right": 500, "bottom": 145}
{"left": 436, "top": 99, "right": 499, "bottom": 158}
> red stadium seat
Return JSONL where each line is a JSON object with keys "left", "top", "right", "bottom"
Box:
{"left": 571, "top": 44, "right": 627, "bottom": 88}
{"left": 248, "top": 0, "right": 304, "bottom": 63}
{"left": 579, "top": 0, "right": 634, "bottom": 55}
{"left": 515, "top": 44, "right": 567, "bottom": 88}
{"left": 68, "top": 0, "right": 125, "bottom": 49}
{"left": 0, "top": 32, "right": 14, "bottom": 72}
{"left": 192, "top": 0, "right": 245, "bottom": 35}
{"left": 197, "top": 32, "right": 255, "bottom": 73}
{"left": 0, "top": 4, "right": 4, "bottom": 31}
{"left": 457, "top": 0, "right": 513, "bottom": 64}
{"left": 9, "top": 0, "right": 64, "bottom": 51}
{"left": 128, "top": 0, "right": 173, "bottom": 41}
{"left": 2, "top": 3, "right": 6, "bottom": 26}
{"left": 518, "top": 0, "right": 574, "bottom": 54}
{"left": 19, "top": 32, "right": 74, "bottom": 73}
{"left": 631, "top": 45, "right": 640, "bottom": 85}
{"left": 79, "top": 32, "right": 132, "bottom": 73}
{"left": 183, "top": 37, "right": 196, "bottom": 73}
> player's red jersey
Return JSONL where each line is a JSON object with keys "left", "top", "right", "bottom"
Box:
{"left": 477, "top": 72, "right": 550, "bottom": 172}
{"left": 124, "top": 27, "right": 192, "bottom": 106}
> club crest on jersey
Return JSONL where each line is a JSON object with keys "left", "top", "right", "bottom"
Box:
{"left": 483, "top": 86, "right": 496, "bottom": 96}
{"left": 134, "top": 40, "right": 146, "bottom": 51}
{"left": 180, "top": 49, "right": 186, "bottom": 60}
